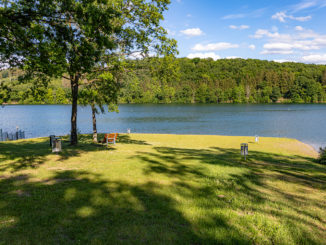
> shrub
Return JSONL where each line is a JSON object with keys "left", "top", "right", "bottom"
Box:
{"left": 318, "top": 147, "right": 326, "bottom": 164}
{"left": 2, "top": 71, "right": 9, "bottom": 78}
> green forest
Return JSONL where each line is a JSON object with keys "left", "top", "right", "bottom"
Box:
{"left": 1, "top": 57, "right": 326, "bottom": 104}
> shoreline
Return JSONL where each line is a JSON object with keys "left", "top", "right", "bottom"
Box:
{"left": 3, "top": 132, "right": 318, "bottom": 158}
{"left": 3, "top": 102, "right": 326, "bottom": 106}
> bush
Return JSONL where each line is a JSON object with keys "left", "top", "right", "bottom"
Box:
{"left": 318, "top": 147, "right": 326, "bottom": 164}
{"left": 2, "top": 71, "right": 9, "bottom": 78}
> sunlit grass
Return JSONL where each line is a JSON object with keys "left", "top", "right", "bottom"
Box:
{"left": 0, "top": 133, "right": 325, "bottom": 244}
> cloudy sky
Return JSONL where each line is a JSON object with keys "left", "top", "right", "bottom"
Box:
{"left": 163, "top": 0, "right": 326, "bottom": 64}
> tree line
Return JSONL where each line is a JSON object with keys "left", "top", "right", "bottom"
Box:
{"left": 2, "top": 57, "right": 326, "bottom": 105}
{"left": 120, "top": 57, "right": 326, "bottom": 104}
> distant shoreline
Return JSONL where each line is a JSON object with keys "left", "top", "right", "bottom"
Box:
{"left": 2, "top": 102, "right": 326, "bottom": 106}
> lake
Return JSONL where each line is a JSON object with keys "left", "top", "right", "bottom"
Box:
{"left": 1, "top": 104, "right": 326, "bottom": 149}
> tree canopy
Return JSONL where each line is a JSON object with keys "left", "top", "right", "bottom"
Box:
{"left": 119, "top": 58, "right": 326, "bottom": 104}
{"left": 1, "top": 0, "right": 177, "bottom": 144}
{"left": 2, "top": 58, "right": 326, "bottom": 105}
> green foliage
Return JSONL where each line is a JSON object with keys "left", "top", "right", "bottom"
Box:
{"left": 79, "top": 69, "right": 120, "bottom": 113}
{"left": 318, "top": 147, "right": 326, "bottom": 165}
{"left": 119, "top": 58, "right": 326, "bottom": 104}
{"left": 231, "top": 86, "right": 246, "bottom": 103}
{"left": 270, "top": 87, "right": 281, "bottom": 103}
{"left": 2, "top": 71, "right": 8, "bottom": 78}
{"left": 2, "top": 58, "right": 326, "bottom": 105}
{"left": 0, "top": 81, "right": 11, "bottom": 104}
{"left": 1, "top": 0, "right": 176, "bottom": 144}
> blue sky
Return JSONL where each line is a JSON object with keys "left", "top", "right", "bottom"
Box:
{"left": 162, "top": 0, "right": 326, "bottom": 64}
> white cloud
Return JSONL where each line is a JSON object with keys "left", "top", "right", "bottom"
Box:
{"left": 192, "top": 42, "right": 239, "bottom": 51}
{"left": 222, "top": 8, "right": 266, "bottom": 20}
{"left": 222, "top": 14, "right": 246, "bottom": 20}
{"left": 254, "top": 27, "right": 326, "bottom": 55}
{"left": 261, "top": 40, "right": 321, "bottom": 54}
{"left": 274, "top": 59, "right": 292, "bottom": 63}
{"left": 229, "top": 25, "right": 250, "bottom": 30}
{"left": 292, "top": 0, "right": 317, "bottom": 12}
{"left": 295, "top": 16, "right": 312, "bottom": 21}
{"left": 291, "top": 0, "right": 326, "bottom": 13}
{"left": 295, "top": 25, "right": 304, "bottom": 31}
{"left": 251, "top": 29, "right": 291, "bottom": 40}
{"left": 272, "top": 12, "right": 288, "bottom": 22}
{"left": 249, "top": 44, "right": 256, "bottom": 50}
{"left": 264, "top": 43, "right": 293, "bottom": 51}
{"left": 301, "top": 54, "right": 326, "bottom": 64}
{"left": 261, "top": 43, "right": 295, "bottom": 55}
{"left": 226, "top": 56, "right": 240, "bottom": 59}
{"left": 272, "top": 11, "right": 311, "bottom": 22}
{"left": 187, "top": 52, "right": 221, "bottom": 60}
{"left": 180, "top": 28, "right": 204, "bottom": 37}
{"left": 261, "top": 50, "right": 294, "bottom": 55}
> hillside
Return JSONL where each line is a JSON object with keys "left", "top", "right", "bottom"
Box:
{"left": 1, "top": 58, "right": 326, "bottom": 104}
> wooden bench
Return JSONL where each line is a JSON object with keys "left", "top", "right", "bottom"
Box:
{"left": 102, "top": 133, "right": 118, "bottom": 145}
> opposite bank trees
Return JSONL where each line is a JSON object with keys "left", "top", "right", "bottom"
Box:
{"left": 0, "top": 0, "right": 177, "bottom": 144}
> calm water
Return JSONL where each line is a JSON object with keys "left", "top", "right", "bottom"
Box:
{"left": 1, "top": 104, "right": 326, "bottom": 149}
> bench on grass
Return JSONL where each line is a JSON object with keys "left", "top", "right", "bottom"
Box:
{"left": 102, "top": 133, "right": 118, "bottom": 145}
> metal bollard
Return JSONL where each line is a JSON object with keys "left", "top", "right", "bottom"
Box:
{"left": 49, "top": 135, "right": 56, "bottom": 147}
{"left": 241, "top": 143, "right": 249, "bottom": 160}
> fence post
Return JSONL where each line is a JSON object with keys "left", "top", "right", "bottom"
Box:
{"left": 4, "top": 132, "right": 8, "bottom": 141}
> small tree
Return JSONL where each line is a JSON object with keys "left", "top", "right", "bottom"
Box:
{"left": 79, "top": 70, "right": 120, "bottom": 143}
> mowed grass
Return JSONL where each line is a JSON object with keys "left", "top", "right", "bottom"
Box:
{"left": 0, "top": 133, "right": 326, "bottom": 244}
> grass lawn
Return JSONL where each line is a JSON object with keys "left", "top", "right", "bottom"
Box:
{"left": 0, "top": 133, "right": 325, "bottom": 244}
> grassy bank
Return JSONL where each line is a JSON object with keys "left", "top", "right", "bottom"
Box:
{"left": 0, "top": 134, "right": 325, "bottom": 244}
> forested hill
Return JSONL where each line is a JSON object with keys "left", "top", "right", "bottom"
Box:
{"left": 1, "top": 58, "right": 326, "bottom": 104}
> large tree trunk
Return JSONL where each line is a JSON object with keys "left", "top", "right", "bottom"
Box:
{"left": 91, "top": 103, "right": 98, "bottom": 143}
{"left": 70, "top": 75, "right": 79, "bottom": 145}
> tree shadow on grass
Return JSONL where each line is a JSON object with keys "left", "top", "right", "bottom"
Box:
{"left": 1, "top": 138, "right": 326, "bottom": 244}
{"left": 0, "top": 135, "right": 115, "bottom": 172}
{"left": 117, "top": 134, "right": 152, "bottom": 146}
{"left": 133, "top": 146, "right": 326, "bottom": 244}
{"left": 0, "top": 170, "right": 248, "bottom": 244}
{"left": 148, "top": 146, "right": 326, "bottom": 190}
